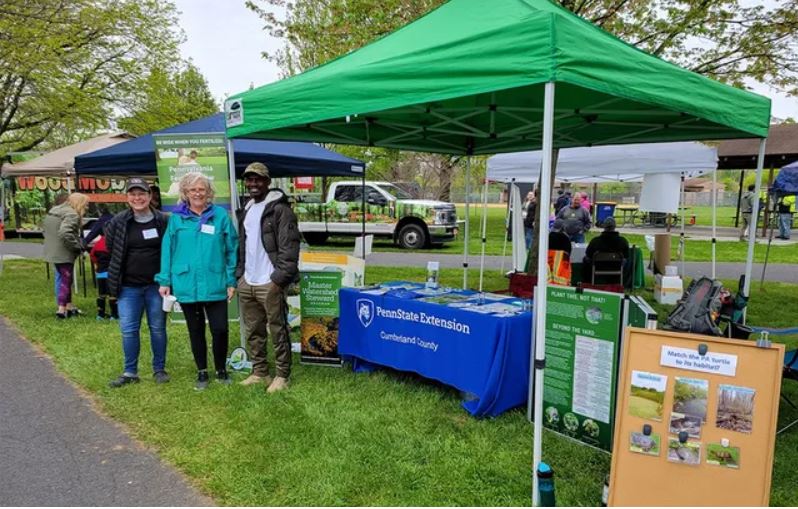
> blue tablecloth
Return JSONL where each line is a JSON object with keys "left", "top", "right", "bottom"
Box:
{"left": 338, "top": 287, "right": 533, "bottom": 417}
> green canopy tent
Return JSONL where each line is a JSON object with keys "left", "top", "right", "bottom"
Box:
{"left": 226, "top": 0, "right": 771, "bottom": 503}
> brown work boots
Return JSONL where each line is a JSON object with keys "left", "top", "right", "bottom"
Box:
{"left": 240, "top": 373, "right": 290, "bottom": 393}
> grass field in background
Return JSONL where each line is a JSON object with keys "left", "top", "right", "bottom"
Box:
{"left": 1, "top": 259, "right": 797, "bottom": 505}
{"left": 311, "top": 205, "right": 798, "bottom": 264}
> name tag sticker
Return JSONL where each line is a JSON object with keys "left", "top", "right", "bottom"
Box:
{"left": 201, "top": 224, "right": 216, "bottom": 235}
{"left": 142, "top": 228, "right": 159, "bottom": 240}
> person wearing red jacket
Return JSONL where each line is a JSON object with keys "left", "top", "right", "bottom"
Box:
{"left": 90, "top": 236, "right": 118, "bottom": 320}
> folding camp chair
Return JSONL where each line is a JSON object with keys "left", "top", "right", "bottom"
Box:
{"left": 590, "top": 251, "right": 624, "bottom": 285}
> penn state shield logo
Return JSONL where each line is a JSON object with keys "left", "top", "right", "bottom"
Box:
{"left": 356, "top": 299, "right": 374, "bottom": 328}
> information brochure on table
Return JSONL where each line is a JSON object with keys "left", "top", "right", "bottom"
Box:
{"left": 544, "top": 286, "right": 623, "bottom": 451}
{"left": 300, "top": 271, "right": 343, "bottom": 366}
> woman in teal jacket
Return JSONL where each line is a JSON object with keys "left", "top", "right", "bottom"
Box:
{"left": 156, "top": 173, "right": 238, "bottom": 390}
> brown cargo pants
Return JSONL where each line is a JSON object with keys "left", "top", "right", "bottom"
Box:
{"left": 238, "top": 280, "right": 292, "bottom": 378}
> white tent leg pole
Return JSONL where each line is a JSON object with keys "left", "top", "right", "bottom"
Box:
{"left": 742, "top": 139, "right": 767, "bottom": 324}
{"left": 463, "top": 157, "right": 471, "bottom": 289}
{"left": 532, "top": 81, "right": 555, "bottom": 507}
{"left": 711, "top": 170, "right": 717, "bottom": 279}
{"left": 479, "top": 177, "right": 489, "bottom": 292}
{"left": 680, "top": 173, "right": 685, "bottom": 277}
{"left": 226, "top": 139, "right": 246, "bottom": 348}
{"left": 501, "top": 180, "right": 514, "bottom": 275}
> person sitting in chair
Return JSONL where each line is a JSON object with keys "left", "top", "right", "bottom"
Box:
{"left": 549, "top": 219, "right": 572, "bottom": 255}
{"left": 582, "top": 217, "right": 629, "bottom": 283}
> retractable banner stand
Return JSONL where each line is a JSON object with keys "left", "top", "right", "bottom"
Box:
{"left": 153, "top": 132, "right": 231, "bottom": 211}
{"left": 543, "top": 286, "right": 623, "bottom": 451}
{"left": 153, "top": 132, "right": 238, "bottom": 321}
{"left": 299, "top": 271, "right": 343, "bottom": 366}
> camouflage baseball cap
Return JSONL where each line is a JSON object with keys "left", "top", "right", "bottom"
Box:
{"left": 242, "top": 162, "right": 270, "bottom": 178}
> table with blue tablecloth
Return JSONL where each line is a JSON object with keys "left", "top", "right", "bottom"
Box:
{"left": 338, "top": 283, "right": 533, "bottom": 417}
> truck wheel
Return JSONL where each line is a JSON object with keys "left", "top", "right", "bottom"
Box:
{"left": 397, "top": 224, "right": 427, "bottom": 249}
{"left": 303, "top": 232, "right": 329, "bottom": 245}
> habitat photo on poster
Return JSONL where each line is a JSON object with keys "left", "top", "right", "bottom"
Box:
{"left": 629, "top": 370, "right": 667, "bottom": 421}
{"left": 669, "top": 412, "right": 702, "bottom": 438}
{"left": 716, "top": 384, "right": 755, "bottom": 433}
{"left": 706, "top": 443, "right": 741, "bottom": 469}
{"left": 629, "top": 431, "right": 660, "bottom": 456}
{"left": 672, "top": 376, "right": 708, "bottom": 422}
{"left": 667, "top": 438, "right": 701, "bottom": 465}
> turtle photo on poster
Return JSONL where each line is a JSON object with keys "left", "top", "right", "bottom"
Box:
{"left": 667, "top": 438, "right": 701, "bottom": 465}
{"left": 629, "top": 431, "right": 660, "bottom": 456}
{"left": 706, "top": 443, "right": 741, "bottom": 469}
{"left": 669, "top": 412, "right": 702, "bottom": 438}
{"left": 716, "top": 384, "right": 755, "bottom": 433}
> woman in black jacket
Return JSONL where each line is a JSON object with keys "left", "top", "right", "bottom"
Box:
{"left": 104, "top": 178, "right": 170, "bottom": 388}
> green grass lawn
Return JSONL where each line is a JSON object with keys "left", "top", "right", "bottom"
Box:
{"left": 628, "top": 395, "right": 662, "bottom": 421}
{"left": 1, "top": 260, "right": 796, "bottom": 505}
{"left": 310, "top": 205, "right": 798, "bottom": 264}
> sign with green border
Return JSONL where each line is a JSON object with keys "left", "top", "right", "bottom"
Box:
{"left": 299, "top": 270, "right": 343, "bottom": 366}
{"left": 544, "top": 286, "right": 623, "bottom": 452}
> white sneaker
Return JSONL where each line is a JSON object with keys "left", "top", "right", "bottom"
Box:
{"left": 266, "top": 376, "right": 290, "bottom": 393}
{"left": 240, "top": 374, "right": 271, "bottom": 386}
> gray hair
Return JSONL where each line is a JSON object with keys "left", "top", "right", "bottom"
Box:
{"left": 177, "top": 172, "right": 215, "bottom": 206}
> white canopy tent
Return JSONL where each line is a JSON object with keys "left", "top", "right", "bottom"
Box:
{"left": 1, "top": 132, "right": 133, "bottom": 179}
{"left": 485, "top": 141, "right": 720, "bottom": 278}
{"left": 486, "top": 141, "right": 717, "bottom": 183}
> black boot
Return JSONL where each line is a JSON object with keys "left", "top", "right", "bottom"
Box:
{"left": 96, "top": 297, "right": 107, "bottom": 320}
{"left": 109, "top": 299, "right": 119, "bottom": 320}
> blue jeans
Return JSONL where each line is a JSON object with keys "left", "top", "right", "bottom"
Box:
{"left": 524, "top": 227, "right": 534, "bottom": 249}
{"left": 117, "top": 284, "right": 167, "bottom": 375}
{"left": 570, "top": 232, "right": 585, "bottom": 244}
{"left": 779, "top": 213, "right": 792, "bottom": 239}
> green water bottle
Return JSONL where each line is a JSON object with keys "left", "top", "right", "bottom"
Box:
{"left": 537, "top": 462, "right": 556, "bottom": 507}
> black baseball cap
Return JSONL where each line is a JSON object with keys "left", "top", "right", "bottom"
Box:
{"left": 126, "top": 178, "right": 150, "bottom": 193}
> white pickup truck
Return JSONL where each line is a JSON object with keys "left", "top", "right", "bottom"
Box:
{"left": 293, "top": 181, "right": 458, "bottom": 249}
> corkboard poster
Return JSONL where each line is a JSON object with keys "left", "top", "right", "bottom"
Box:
{"left": 609, "top": 328, "right": 784, "bottom": 507}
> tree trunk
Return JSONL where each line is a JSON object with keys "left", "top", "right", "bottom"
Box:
{"left": 437, "top": 159, "right": 455, "bottom": 202}
{"left": 10, "top": 179, "right": 21, "bottom": 231}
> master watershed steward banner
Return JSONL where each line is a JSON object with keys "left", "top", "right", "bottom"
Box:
{"left": 544, "top": 286, "right": 622, "bottom": 451}
{"left": 152, "top": 133, "right": 231, "bottom": 212}
{"left": 153, "top": 132, "right": 238, "bottom": 320}
{"left": 300, "top": 271, "right": 343, "bottom": 366}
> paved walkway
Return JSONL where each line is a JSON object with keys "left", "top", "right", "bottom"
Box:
{"left": 364, "top": 253, "right": 798, "bottom": 283}
{"left": 0, "top": 317, "right": 211, "bottom": 506}
{"left": 3, "top": 239, "right": 795, "bottom": 282}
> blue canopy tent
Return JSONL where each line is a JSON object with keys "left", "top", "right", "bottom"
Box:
{"left": 760, "top": 160, "right": 798, "bottom": 286}
{"left": 771, "top": 160, "right": 798, "bottom": 197}
{"left": 74, "top": 113, "right": 365, "bottom": 178}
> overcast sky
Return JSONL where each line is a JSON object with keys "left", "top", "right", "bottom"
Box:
{"left": 174, "top": 0, "right": 797, "bottom": 120}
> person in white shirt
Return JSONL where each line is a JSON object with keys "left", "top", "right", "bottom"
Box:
{"left": 235, "top": 162, "right": 300, "bottom": 393}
